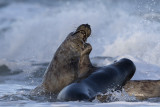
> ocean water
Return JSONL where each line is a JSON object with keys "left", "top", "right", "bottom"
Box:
{"left": 0, "top": 0, "right": 160, "bottom": 106}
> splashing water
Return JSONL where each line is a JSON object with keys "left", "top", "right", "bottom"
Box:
{"left": 0, "top": 0, "right": 160, "bottom": 106}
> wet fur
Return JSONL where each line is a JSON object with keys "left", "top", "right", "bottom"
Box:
{"left": 124, "top": 80, "right": 160, "bottom": 100}
{"left": 31, "top": 24, "right": 93, "bottom": 94}
{"left": 78, "top": 43, "right": 96, "bottom": 79}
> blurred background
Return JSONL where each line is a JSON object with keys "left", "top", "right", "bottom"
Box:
{"left": 0, "top": 0, "right": 160, "bottom": 106}
{"left": 0, "top": 0, "right": 160, "bottom": 64}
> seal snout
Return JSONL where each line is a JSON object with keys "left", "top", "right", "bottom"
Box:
{"left": 76, "top": 24, "right": 91, "bottom": 40}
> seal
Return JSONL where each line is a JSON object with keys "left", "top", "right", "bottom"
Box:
{"left": 124, "top": 80, "right": 160, "bottom": 100}
{"left": 31, "top": 24, "right": 94, "bottom": 95}
{"left": 57, "top": 58, "right": 136, "bottom": 101}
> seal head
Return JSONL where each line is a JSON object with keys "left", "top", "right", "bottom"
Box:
{"left": 74, "top": 24, "right": 91, "bottom": 43}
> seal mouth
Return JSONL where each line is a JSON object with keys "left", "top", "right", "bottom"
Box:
{"left": 72, "top": 30, "right": 87, "bottom": 43}
{"left": 79, "top": 30, "right": 87, "bottom": 42}
{"left": 74, "top": 24, "right": 91, "bottom": 44}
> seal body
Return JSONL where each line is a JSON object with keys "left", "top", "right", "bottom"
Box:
{"left": 31, "top": 24, "right": 93, "bottom": 95}
{"left": 124, "top": 80, "right": 160, "bottom": 100}
{"left": 57, "top": 58, "right": 136, "bottom": 101}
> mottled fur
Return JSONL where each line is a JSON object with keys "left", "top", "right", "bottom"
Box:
{"left": 95, "top": 80, "right": 160, "bottom": 102}
{"left": 31, "top": 24, "right": 93, "bottom": 95}
{"left": 78, "top": 43, "right": 95, "bottom": 79}
{"left": 124, "top": 80, "right": 160, "bottom": 100}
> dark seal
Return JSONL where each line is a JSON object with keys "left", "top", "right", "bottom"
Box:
{"left": 57, "top": 58, "right": 136, "bottom": 101}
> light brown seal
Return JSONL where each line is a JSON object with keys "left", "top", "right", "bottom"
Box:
{"left": 123, "top": 80, "right": 160, "bottom": 100}
{"left": 31, "top": 24, "right": 93, "bottom": 95}
{"left": 96, "top": 80, "right": 160, "bottom": 102}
